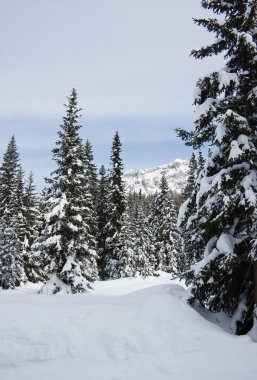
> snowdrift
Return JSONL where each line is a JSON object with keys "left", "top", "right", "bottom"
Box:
{"left": 1, "top": 275, "right": 257, "bottom": 380}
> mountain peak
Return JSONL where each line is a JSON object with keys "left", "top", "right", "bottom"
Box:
{"left": 124, "top": 159, "right": 189, "bottom": 195}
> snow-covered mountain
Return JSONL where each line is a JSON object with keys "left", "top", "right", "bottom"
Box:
{"left": 124, "top": 159, "right": 189, "bottom": 195}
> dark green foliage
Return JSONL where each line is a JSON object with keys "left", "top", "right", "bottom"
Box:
{"left": 133, "top": 198, "right": 155, "bottom": 277}
{"left": 177, "top": 0, "right": 257, "bottom": 334}
{"left": 84, "top": 139, "right": 98, "bottom": 203}
{"left": 23, "top": 172, "right": 43, "bottom": 282}
{"left": 96, "top": 165, "right": 110, "bottom": 278}
{"left": 197, "top": 150, "right": 205, "bottom": 175}
{"left": 0, "top": 136, "right": 20, "bottom": 217}
{"left": 0, "top": 136, "right": 25, "bottom": 288}
{"left": 183, "top": 153, "right": 197, "bottom": 199}
{"left": 37, "top": 88, "right": 98, "bottom": 293}
{"left": 103, "top": 132, "right": 126, "bottom": 279}
{"left": 149, "top": 175, "right": 181, "bottom": 273}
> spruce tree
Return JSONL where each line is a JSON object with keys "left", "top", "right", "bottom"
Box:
{"left": 183, "top": 153, "right": 197, "bottom": 200}
{"left": 177, "top": 0, "right": 257, "bottom": 335}
{"left": 23, "top": 172, "right": 43, "bottom": 282}
{"left": 178, "top": 151, "right": 205, "bottom": 275}
{"left": 84, "top": 139, "right": 98, "bottom": 202}
{"left": 96, "top": 165, "right": 110, "bottom": 278}
{"left": 197, "top": 150, "right": 205, "bottom": 175}
{"left": 16, "top": 167, "right": 27, "bottom": 256}
{"left": 0, "top": 137, "right": 25, "bottom": 288}
{"left": 0, "top": 208, "right": 24, "bottom": 289}
{"left": 0, "top": 136, "right": 20, "bottom": 218}
{"left": 150, "top": 176, "right": 181, "bottom": 273}
{"left": 114, "top": 210, "right": 135, "bottom": 278}
{"left": 133, "top": 199, "right": 155, "bottom": 277}
{"left": 103, "top": 132, "right": 126, "bottom": 279}
{"left": 37, "top": 88, "right": 98, "bottom": 294}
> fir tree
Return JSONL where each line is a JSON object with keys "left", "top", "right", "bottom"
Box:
{"left": 183, "top": 153, "right": 197, "bottom": 200}
{"left": 114, "top": 210, "right": 135, "bottom": 278}
{"left": 96, "top": 165, "right": 110, "bottom": 278}
{"left": 178, "top": 151, "right": 205, "bottom": 275}
{"left": 133, "top": 198, "right": 155, "bottom": 277}
{"left": 37, "top": 88, "right": 98, "bottom": 294}
{"left": 150, "top": 176, "right": 180, "bottom": 273}
{"left": 0, "top": 136, "right": 20, "bottom": 218}
{"left": 23, "top": 172, "right": 43, "bottom": 282}
{"left": 0, "top": 137, "right": 25, "bottom": 288}
{"left": 15, "top": 167, "right": 27, "bottom": 256}
{"left": 197, "top": 150, "right": 205, "bottom": 175}
{"left": 177, "top": 0, "right": 257, "bottom": 335}
{"left": 0, "top": 209, "right": 24, "bottom": 289}
{"left": 84, "top": 139, "right": 98, "bottom": 204}
{"left": 103, "top": 132, "right": 126, "bottom": 279}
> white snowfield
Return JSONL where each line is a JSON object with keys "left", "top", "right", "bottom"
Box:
{"left": 1, "top": 273, "right": 257, "bottom": 380}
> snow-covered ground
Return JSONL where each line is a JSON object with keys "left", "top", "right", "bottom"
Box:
{"left": 1, "top": 273, "right": 257, "bottom": 380}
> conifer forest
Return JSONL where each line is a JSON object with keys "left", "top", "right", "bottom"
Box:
{"left": 1, "top": 1, "right": 257, "bottom": 379}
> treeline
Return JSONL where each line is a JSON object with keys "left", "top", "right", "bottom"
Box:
{"left": 0, "top": 88, "right": 187, "bottom": 293}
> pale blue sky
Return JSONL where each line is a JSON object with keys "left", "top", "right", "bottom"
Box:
{"left": 0, "top": 0, "right": 223, "bottom": 187}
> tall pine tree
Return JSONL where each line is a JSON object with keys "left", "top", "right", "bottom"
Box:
{"left": 96, "top": 165, "right": 110, "bottom": 278}
{"left": 0, "top": 136, "right": 25, "bottom": 288}
{"left": 177, "top": 0, "right": 257, "bottom": 335}
{"left": 23, "top": 172, "right": 43, "bottom": 282}
{"left": 37, "top": 88, "right": 98, "bottom": 294}
{"left": 150, "top": 176, "right": 181, "bottom": 273}
{"left": 103, "top": 132, "right": 126, "bottom": 279}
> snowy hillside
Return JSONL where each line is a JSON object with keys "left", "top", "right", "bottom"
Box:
{"left": 1, "top": 275, "right": 257, "bottom": 380}
{"left": 124, "top": 159, "right": 189, "bottom": 195}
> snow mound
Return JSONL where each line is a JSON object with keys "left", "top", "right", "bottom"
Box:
{"left": 1, "top": 275, "right": 257, "bottom": 380}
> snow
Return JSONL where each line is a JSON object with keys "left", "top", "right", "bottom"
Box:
{"left": 216, "top": 233, "right": 238, "bottom": 255}
{"left": 218, "top": 69, "right": 239, "bottom": 90}
{"left": 124, "top": 159, "right": 189, "bottom": 195}
{"left": 215, "top": 122, "right": 226, "bottom": 143}
{"left": 1, "top": 273, "right": 257, "bottom": 380}
{"left": 45, "top": 194, "right": 68, "bottom": 222}
{"left": 39, "top": 274, "right": 72, "bottom": 294}
{"left": 194, "top": 97, "right": 215, "bottom": 120}
{"left": 241, "top": 171, "right": 257, "bottom": 205}
{"left": 177, "top": 198, "right": 190, "bottom": 228}
{"left": 229, "top": 140, "right": 244, "bottom": 160}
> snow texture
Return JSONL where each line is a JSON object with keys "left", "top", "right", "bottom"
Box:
{"left": 1, "top": 273, "right": 257, "bottom": 380}
{"left": 124, "top": 159, "right": 189, "bottom": 195}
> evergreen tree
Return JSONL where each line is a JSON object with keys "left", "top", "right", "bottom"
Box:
{"left": 0, "top": 136, "right": 20, "bottom": 218}
{"left": 177, "top": 0, "right": 257, "bottom": 335}
{"left": 23, "top": 172, "right": 43, "bottom": 282}
{"left": 15, "top": 166, "right": 27, "bottom": 256}
{"left": 96, "top": 165, "right": 110, "bottom": 278}
{"left": 197, "top": 150, "right": 205, "bottom": 175}
{"left": 84, "top": 139, "right": 98, "bottom": 204}
{"left": 0, "top": 137, "right": 25, "bottom": 288}
{"left": 150, "top": 176, "right": 181, "bottom": 273}
{"left": 114, "top": 210, "right": 135, "bottom": 278}
{"left": 37, "top": 88, "right": 98, "bottom": 294}
{"left": 0, "top": 208, "right": 24, "bottom": 289}
{"left": 183, "top": 153, "right": 197, "bottom": 200}
{"left": 178, "top": 151, "right": 205, "bottom": 275}
{"left": 103, "top": 132, "right": 126, "bottom": 279}
{"left": 133, "top": 199, "right": 155, "bottom": 277}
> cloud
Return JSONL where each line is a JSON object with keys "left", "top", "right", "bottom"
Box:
{"left": 0, "top": 0, "right": 223, "bottom": 118}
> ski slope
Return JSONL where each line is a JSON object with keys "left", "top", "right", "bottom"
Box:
{"left": 1, "top": 273, "right": 257, "bottom": 380}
